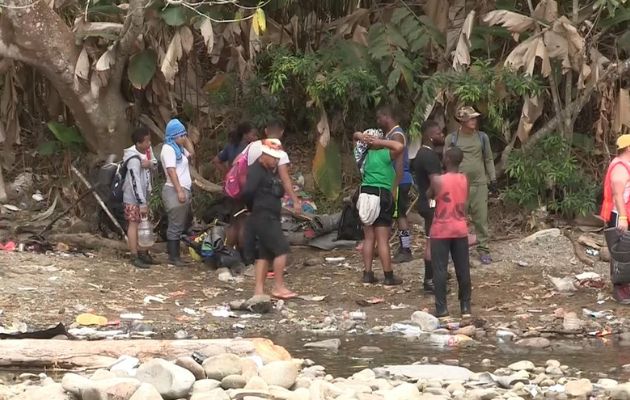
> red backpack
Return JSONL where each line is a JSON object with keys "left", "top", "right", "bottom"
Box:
{"left": 224, "top": 148, "right": 249, "bottom": 198}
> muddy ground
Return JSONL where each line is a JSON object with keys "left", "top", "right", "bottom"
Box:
{"left": 0, "top": 223, "right": 625, "bottom": 345}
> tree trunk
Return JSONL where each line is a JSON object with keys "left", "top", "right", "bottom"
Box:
{"left": 0, "top": 0, "right": 145, "bottom": 155}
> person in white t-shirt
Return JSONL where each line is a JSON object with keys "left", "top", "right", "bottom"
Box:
{"left": 160, "top": 118, "right": 195, "bottom": 266}
{"left": 242, "top": 120, "right": 300, "bottom": 212}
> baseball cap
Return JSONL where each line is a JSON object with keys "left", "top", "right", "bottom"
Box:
{"left": 618, "top": 134, "right": 630, "bottom": 150}
{"left": 456, "top": 106, "right": 482, "bottom": 122}
{"left": 261, "top": 138, "right": 283, "bottom": 159}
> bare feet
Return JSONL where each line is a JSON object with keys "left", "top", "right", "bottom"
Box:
{"left": 271, "top": 287, "right": 298, "bottom": 300}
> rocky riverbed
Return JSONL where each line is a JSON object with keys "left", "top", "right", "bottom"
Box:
{"left": 3, "top": 338, "right": 630, "bottom": 400}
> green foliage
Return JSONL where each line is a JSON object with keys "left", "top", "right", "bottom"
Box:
{"left": 128, "top": 50, "right": 157, "bottom": 89}
{"left": 413, "top": 60, "right": 542, "bottom": 138}
{"left": 504, "top": 135, "right": 597, "bottom": 218}
{"left": 161, "top": 6, "right": 188, "bottom": 26}
{"left": 39, "top": 122, "right": 86, "bottom": 156}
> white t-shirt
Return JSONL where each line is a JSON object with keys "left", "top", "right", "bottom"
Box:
{"left": 161, "top": 145, "right": 192, "bottom": 190}
{"left": 245, "top": 140, "right": 290, "bottom": 166}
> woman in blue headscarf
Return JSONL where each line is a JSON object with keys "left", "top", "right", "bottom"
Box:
{"left": 160, "top": 118, "right": 195, "bottom": 266}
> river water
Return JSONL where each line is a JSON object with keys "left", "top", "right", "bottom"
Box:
{"left": 266, "top": 332, "right": 630, "bottom": 380}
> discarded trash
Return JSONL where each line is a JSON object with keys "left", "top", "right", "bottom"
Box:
{"left": 496, "top": 329, "right": 517, "bottom": 343}
{"left": 0, "top": 241, "right": 16, "bottom": 251}
{"left": 120, "top": 313, "right": 144, "bottom": 320}
{"left": 31, "top": 192, "right": 44, "bottom": 202}
{"left": 143, "top": 295, "right": 167, "bottom": 305}
{"left": 109, "top": 356, "right": 139, "bottom": 375}
{"left": 209, "top": 306, "right": 235, "bottom": 318}
{"left": 586, "top": 248, "right": 600, "bottom": 257}
{"left": 356, "top": 297, "right": 384, "bottom": 306}
{"left": 582, "top": 308, "right": 613, "bottom": 319}
{"left": 549, "top": 276, "right": 577, "bottom": 292}
{"left": 2, "top": 204, "right": 20, "bottom": 212}
{"left": 325, "top": 257, "right": 345, "bottom": 263}
{"left": 349, "top": 310, "right": 367, "bottom": 321}
{"left": 575, "top": 272, "right": 605, "bottom": 288}
{"left": 428, "top": 333, "right": 473, "bottom": 347}
{"left": 183, "top": 308, "right": 199, "bottom": 316}
{"left": 562, "top": 312, "right": 583, "bottom": 331}
{"left": 388, "top": 323, "right": 422, "bottom": 336}
{"left": 0, "top": 323, "right": 67, "bottom": 339}
{"left": 390, "top": 303, "right": 409, "bottom": 310}
{"left": 516, "top": 261, "right": 529, "bottom": 267}
{"left": 75, "top": 313, "right": 108, "bottom": 326}
{"left": 174, "top": 330, "right": 189, "bottom": 339}
{"left": 299, "top": 295, "right": 327, "bottom": 302}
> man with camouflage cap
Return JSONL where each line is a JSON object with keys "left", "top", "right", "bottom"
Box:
{"left": 445, "top": 106, "right": 497, "bottom": 265}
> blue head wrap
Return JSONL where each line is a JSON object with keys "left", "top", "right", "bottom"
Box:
{"left": 165, "top": 119, "right": 187, "bottom": 162}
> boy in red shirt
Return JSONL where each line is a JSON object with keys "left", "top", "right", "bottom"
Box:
{"left": 429, "top": 147, "right": 471, "bottom": 319}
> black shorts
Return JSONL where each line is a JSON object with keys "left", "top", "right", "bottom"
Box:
{"left": 396, "top": 183, "right": 412, "bottom": 218}
{"left": 227, "top": 198, "right": 246, "bottom": 222}
{"left": 420, "top": 209, "right": 435, "bottom": 238}
{"left": 244, "top": 212, "right": 290, "bottom": 262}
{"left": 360, "top": 186, "right": 394, "bottom": 227}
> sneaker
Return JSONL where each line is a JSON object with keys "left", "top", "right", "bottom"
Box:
{"left": 383, "top": 274, "right": 403, "bottom": 286}
{"left": 393, "top": 250, "right": 413, "bottom": 264}
{"left": 362, "top": 271, "right": 378, "bottom": 284}
{"left": 480, "top": 253, "right": 492, "bottom": 265}
{"left": 132, "top": 257, "right": 150, "bottom": 269}
{"left": 423, "top": 280, "right": 435, "bottom": 293}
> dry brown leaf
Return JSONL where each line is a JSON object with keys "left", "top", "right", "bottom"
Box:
{"left": 504, "top": 34, "right": 551, "bottom": 77}
{"left": 187, "top": 124, "right": 200, "bottom": 145}
{"left": 95, "top": 47, "right": 115, "bottom": 71}
{"left": 317, "top": 109, "right": 330, "bottom": 147}
{"left": 515, "top": 95, "right": 543, "bottom": 142}
{"left": 75, "top": 22, "right": 124, "bottom": 38}
{"left": 179, "top": 26, "right": 194, "bottom": 54}
{"left": 249, "top": 19, "right": 262, "bottom": 58}
{"left": 161, "top": 31, "right": 183, "bottom": 84}
{"left": 75, "top": 46, "right": 90, "bottom": 80}
{"left": 452, "top": 10, "right": 475, "bottom": 71}
{"left": 446, "top": 0, "right": 466, "bottom": 53}
{"left": 352, "top": 25, "right": 368, "bottom": 46}
{"left": 482, "top": 10, "right": 535, "bottom": 41}
{"left": 199, "top": 19, "right": 214, "bottom": 54}
{"left": 533, "top": 0, "right": 558, "bottom": 23}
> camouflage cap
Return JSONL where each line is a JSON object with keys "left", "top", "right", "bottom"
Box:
{"left": 456, "top": 106, "right": 481, "bottom": 122}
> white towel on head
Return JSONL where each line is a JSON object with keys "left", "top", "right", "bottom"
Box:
{"left": 357, "top": 192, "right": 381, "bottom": 226}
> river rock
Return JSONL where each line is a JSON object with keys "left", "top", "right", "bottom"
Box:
{"left": 610, "top": 383, "right": 630, "bottom": 399}
{"left": 175, "top": 356, "right": 206, "bottom": 380}
{"left": 203, "top": 354, "right": 243, "bottom": 380}
{"left": 81, "top": 378, "right": 141, "bottom": 400}
{"left": 91, "top": 369, "right": 117, "bottom": 380}
{"left": 192, "top": 379, "right": 221, "bottom": 394}
{"left": 565, "top": 379, "right": 593, "bottom": 397}
{"left": 515, "top": 337, "right": 551, "bottom": 348}
{"left": 304, "top": 339, "right": 341, "bottom": 351}
{"left": 13, "top": 383, "right": 73, "bottom": 400}
{"left": 221, "top": 374, "right": 246, "bottom": 389}
{"left": 383, "top": 365, "right": 473, "bottom": 381}
{"left": 468, "top": 388, "right": 498, "bottom": 400}
{"left": 129, "top": 383, "right": 163, "bottom": 400}
{"left": 384, "top": 383, "right": 421, "bottom": 400}
{"left": 509, "top": 361, "right": 535, "bottom": 371}
{"left": 454, "top": 325, "right": 476, "bottom": 337}
{"left": 259, "top": 361, "right": 299, "bottom": 389}
{"left": 352, "top": 369, "right": 376, "bottom": 382}
{"left": 245, "top": 376, "right": 269, "bottom": 391}
{"left": 289, "top": 387, "right": 310, "bottom": 400}
{"left": 598, "top": 379, "right": 619, "bottom": 389}
{"left": 135, "top": 358, "right": 195, "bottom": 399}
{"left": 411, "top": 311, "right": 440, "bottom": 331}
{"left": 243, "top": 295, "right": 273, "bottom": 313}
{"left": 191, "top": 388, "right": 230, "bottom": 400}
{"left": 61, "top": 373, "right": 92, "bottom": 396}
{"left": 522, "top": 228, "right": 560, "bottom": 243}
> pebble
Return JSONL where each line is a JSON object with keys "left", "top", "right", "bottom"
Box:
{"left": 515, "top": 337, "right": 551, "bottom": 348}
{"left": 221, "top": 374, "right": 246, "bottom": 389}
{"left": 410, "top": 311, "right": 440, "bottom": 331}
{"left": 384, "top": 382, "right": 421, "bottom": 400}
{"left": 508, "top": 361, "right": 535, "bottom": 371}
{"left": 359, "top": 346, "right": 383, "bottom": 353}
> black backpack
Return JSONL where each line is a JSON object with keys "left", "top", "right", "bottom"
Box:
{"left": 337, "top": 202, "right": 363, "bottom": 241}
{"left": 110, "top": 155, "right": 140, "bottom": 203}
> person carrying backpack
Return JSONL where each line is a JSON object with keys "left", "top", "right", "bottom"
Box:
{"left": 122, "top": 126, "right": 156, "bottom": 269}
{"left": 445, "top": 106, "right": 497, "bottom": 265}
{"left": 161, "top": 118, "right": 195, "bottom": 266}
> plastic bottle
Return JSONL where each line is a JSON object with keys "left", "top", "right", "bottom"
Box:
{"left": 138, "top": 217, "right": 155, "bottom": 247}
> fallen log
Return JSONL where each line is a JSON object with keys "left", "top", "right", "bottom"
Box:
{"left": 0, "top": 338, "right": 290, "bottom": 370}
{"left": 47, "top": 233, "right": 167, "bottom": 254}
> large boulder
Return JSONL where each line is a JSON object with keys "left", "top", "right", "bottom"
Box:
{"left": 202, "top": 354, "right": 243, "bottom": 380}
{"left": 259, "top": 361, "right": 299, "bottom": 389}
{"left": 135, "top": 358, "right": 195, "bottom": 399}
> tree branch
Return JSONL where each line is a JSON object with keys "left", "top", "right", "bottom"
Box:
{"left": 110, "top": 0, "right": 148, "bottom": 89}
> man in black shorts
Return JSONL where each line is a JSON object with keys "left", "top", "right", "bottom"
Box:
{"left": 242, "top": 139, "right": 297, "bottom": 299}
{"left": 412, "top": 120, "right": 444, "bottom": 292}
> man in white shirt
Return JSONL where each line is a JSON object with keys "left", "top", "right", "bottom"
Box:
{"left": 161, "top": 118, "right": 195, "bottom": 266}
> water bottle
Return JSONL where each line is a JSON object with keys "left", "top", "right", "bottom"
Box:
{"left": 138, "top": 217, "right": 155, "bottom": 247}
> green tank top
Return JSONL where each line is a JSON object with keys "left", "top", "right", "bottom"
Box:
{"left": 362, "top": 149, "right": 395, "bottom": 190}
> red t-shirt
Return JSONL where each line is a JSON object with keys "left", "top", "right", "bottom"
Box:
{"left": 430, "top": 172, "right": 469, "bottom": 239}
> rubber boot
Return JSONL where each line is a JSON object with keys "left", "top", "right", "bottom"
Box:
{"left": 460, "top": 300, "right": 472, "bottom": 318}
{"left": 167, "top": 240, "right": 186, "bottom": 267}
{"left": 138, "top": 250, "right": 158, "bottom": 265}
